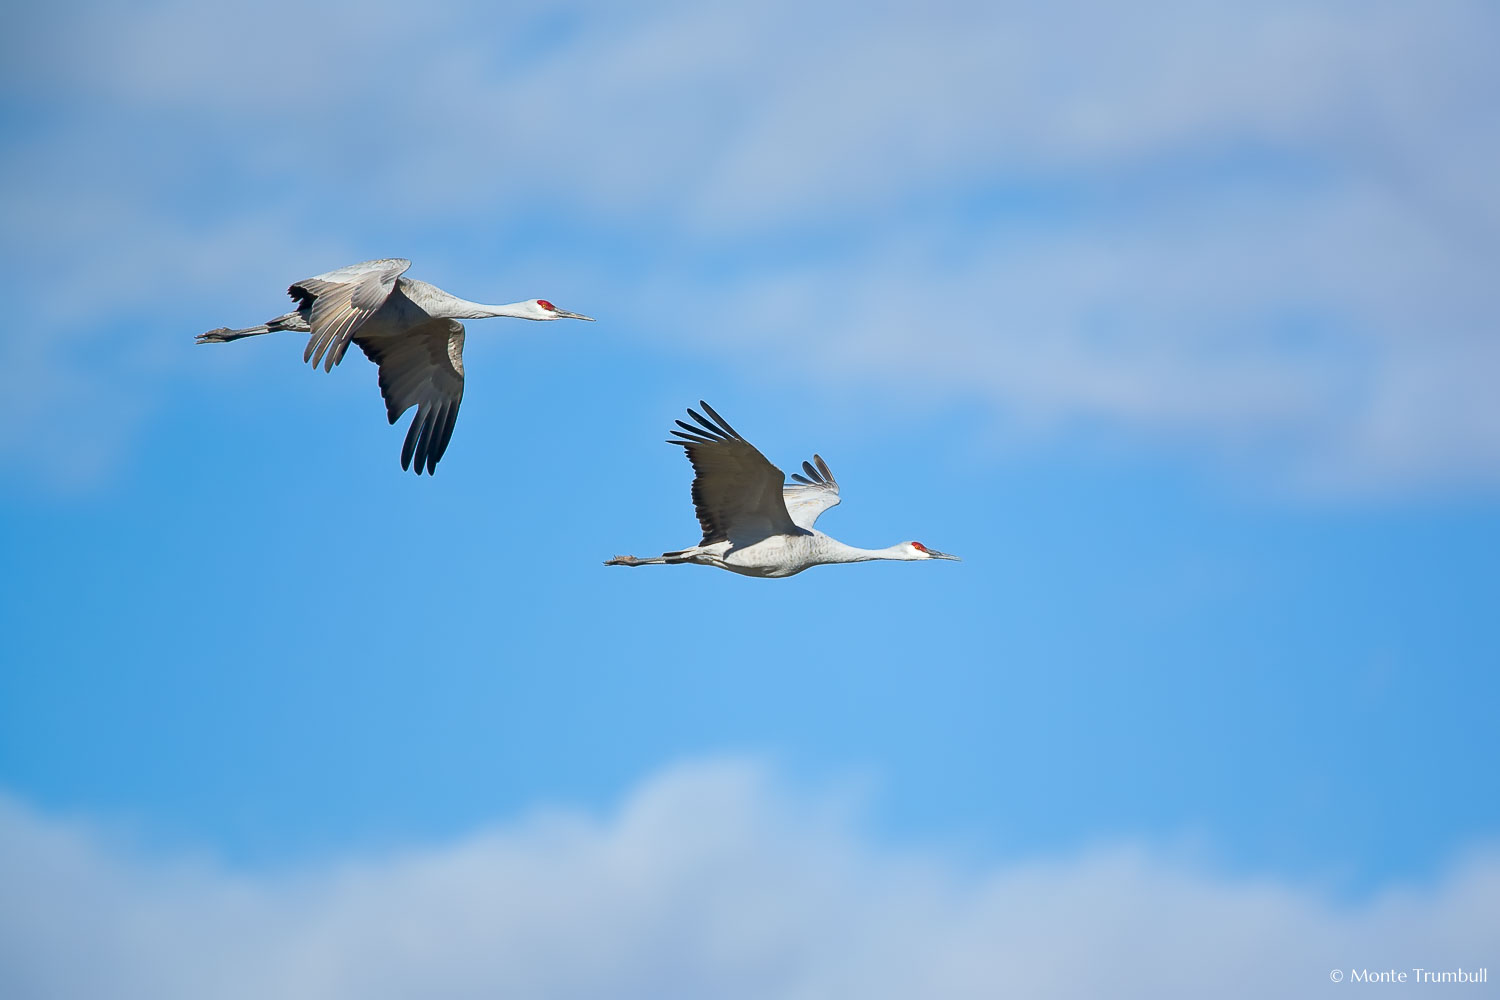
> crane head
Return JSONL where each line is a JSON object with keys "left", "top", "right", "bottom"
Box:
{"left": 907, "top": 541, "right": 961, "bottom": 561}
{"left": 529, "top": 299, "right": 595, "bottom": 322}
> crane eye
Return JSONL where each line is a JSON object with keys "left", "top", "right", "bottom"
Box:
{"left": 537, "top": 299, "right": 556, "bottom": 311}
{"left": 911, "top": 542, "right": 928, "bottom": 553}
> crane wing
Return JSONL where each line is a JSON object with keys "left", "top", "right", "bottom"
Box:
{"left": 353, "top": 318, "right": 465, "bottom": 475}
{"left": 291, "top": 258, "right": 412, "bottom": 372}
{"left": 782, "top": 454, "right": 841, "bottom": 529}
{"left": 668, "top": 401, "right": 799, "bottom": 545}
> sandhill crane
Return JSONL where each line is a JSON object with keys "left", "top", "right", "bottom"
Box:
{"left": 197, "top": 258, "right": 593, "bottom": 474}
{"left": 606, "top": 401, "right": 960, "bottom": 578}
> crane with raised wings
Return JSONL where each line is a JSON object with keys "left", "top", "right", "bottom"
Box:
{"left": 197, "top": 258, "right": 594, "bottom": 474}
{"left": 606, "top": 401, "right": 960, "bottom": 578}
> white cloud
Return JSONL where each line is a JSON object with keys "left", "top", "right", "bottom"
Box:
{"left": 1, "top": 760, "right": 1496, "bottom": 999}
{"left": 654, "top": 178, "right": 1500, "bottom": 491}
{"left": 3, "top": 0, "right": 1497, "bottom": 490}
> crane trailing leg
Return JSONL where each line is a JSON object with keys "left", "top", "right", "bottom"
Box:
{"left": 604, "top": 549, "right": 697, "bottom": 568}
{"left": 197, "top": 311, "right": 310, "bottom": 345}
{"left": 197, "top": 324, "right": 270, "bottom": 343}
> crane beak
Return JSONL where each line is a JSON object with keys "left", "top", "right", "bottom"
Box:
{"left": 927, "top": 548, "right": 961, "bottom": 561}
{"left": 554, "top": 309, "right": 595, "bottom": 321}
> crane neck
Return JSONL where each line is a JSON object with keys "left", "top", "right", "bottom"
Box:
{"left": 403, "top": 280, "right": 538, "bottom": 320}
{"left": 445, "top": 297, "right": 538, "bottom": 320}
{"left": 820, "top": 540, "right": 919, "bottom": 564}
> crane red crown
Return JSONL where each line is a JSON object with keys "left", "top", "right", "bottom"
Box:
{"left": 537, "top": 299, "right": 556, "bottom": 311}
{"left": 911, "top": 542, "right": 928, "bottom": 553}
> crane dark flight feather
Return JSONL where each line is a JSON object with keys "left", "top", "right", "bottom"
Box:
{"left": 355, "top": 318, "right": 465, "bottom": 475}
{"left": 669, "top": 400, "right": 799, "bottom": 545}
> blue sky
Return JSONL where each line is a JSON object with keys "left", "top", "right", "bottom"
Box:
{"left": 2, "top": 1, "right": 1498, "bottom": 995}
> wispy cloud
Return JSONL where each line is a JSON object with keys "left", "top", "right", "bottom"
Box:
{"left": 3, "top": 0, "right": 1497, "bottom": 489}
{"left": 2, "top": 759, "right": 1496, "bottom": 999}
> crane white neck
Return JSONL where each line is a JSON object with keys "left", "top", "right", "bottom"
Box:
{"left": 402, "top": 280, "right": 546, "bottom": 321}
{"left": 820, "top": 540, "right": 924, "bottom": 564}
{"left": 442, "top": 296, "right": 545, "bottom": 320}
